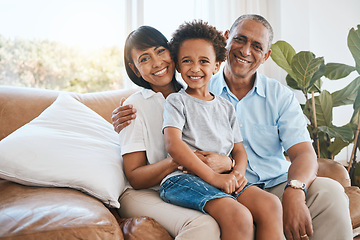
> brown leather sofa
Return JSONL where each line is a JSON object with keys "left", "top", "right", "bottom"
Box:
{"left": 0, "top": 86, "right": 359, "bottom": 239}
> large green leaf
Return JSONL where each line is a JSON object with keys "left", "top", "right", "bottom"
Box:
{"left": 328, "top": 137, "right": 351, "bottom": 156}
{"left": 351, "top": 91, "right": 360, "bottom": 126}
{"left": 291, "top": 51, "right": 324, "bottom": 91}
{"left": 286, "top": 74, "right": 300, "bottom": 90}
{"left": 331, "top": 76, "right": 360, "bottom": 107}
{"left": 318, "top": 125, "right": 354, "bottom": 142}
{"left": 348, "top": 25, "right": 360, "bottom": 75}
{"left": 317, "top": 131, "right": 332, "bottom": 159}
{"left": 325, "top": 63, "right": 356, "bottom": 80}
{"left": 304, "top": 90, "right": 333, "bottom": 127}
{"left": 286, "top": 73, "right": 322, "bottom": 93}
{"left": 270, "top": 41, "right": 296, "bottom": 77}
{"left": 354, "top": 90, "right": 360, "bottom": 112}
{"left": 319, "top": 90, "right": 333, "bottom": 126}
{"left": 312, "top": 62, "right": 326, "bottom": 82}
{"left": 306, "top": 63, "right": 325, "bottom": 93}
{"left": 308, "top": 78, "right": 322, "bottom": 93}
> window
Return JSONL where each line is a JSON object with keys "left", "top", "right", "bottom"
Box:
{"left": 0, "top": 0, "right": 126, "bottom": 92}
{"left": 0, "top": 0, "right": 265, "bottom": 92}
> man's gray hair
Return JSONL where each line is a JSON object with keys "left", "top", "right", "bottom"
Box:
{"left": 229, "top": 14, "right": 273, "bottom": 50}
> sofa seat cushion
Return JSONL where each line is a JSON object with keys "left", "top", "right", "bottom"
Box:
{"left": 0, "top": 180, "right": 123, "bottom": 240}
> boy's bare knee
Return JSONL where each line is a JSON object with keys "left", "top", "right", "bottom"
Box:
{"left": 257, "top": 193, "right": 282, "bottom": 221}
{"left": 227, "top": 204, "right": 254, "bottom": 232}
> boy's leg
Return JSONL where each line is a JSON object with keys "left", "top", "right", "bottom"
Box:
{"left": 237, "top": 185, "right": 283, "bottom": 240}
{"left": 266, "top": 177, "right": 353, "bottom": 240}
{"left": 118, "top": 188, "right": 220, "bottom": 240}
{"left": 204, "top": 197, "right": 254, "bottom": 240}
{"left": 160, "top": 174, "right": 254, "bottom": 240}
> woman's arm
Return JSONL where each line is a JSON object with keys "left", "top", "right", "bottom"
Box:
{"left": 123, "top": 151, "right": 179, "bottom": 189}
{"left": 195, "top": 151, "right": 233, "bottom": 173}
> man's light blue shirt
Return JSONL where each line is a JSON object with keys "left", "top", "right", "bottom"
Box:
{"left": 209, "top": 68, "right": 311, "bottom": 188}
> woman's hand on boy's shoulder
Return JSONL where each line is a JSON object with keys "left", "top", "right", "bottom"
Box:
{"left": 112, "top": 97, "right": 137, "bottom": 133}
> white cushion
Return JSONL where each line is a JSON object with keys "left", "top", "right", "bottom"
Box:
{"left": 0, "top": 93, "right": 125, "bottom": 208}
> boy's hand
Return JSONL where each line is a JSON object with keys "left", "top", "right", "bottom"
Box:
{"left": 231, "top": 170, "right": 248, "bottom": 194}
{"left": 210, "top": 173, "right": 240, "bottom": 194}
{"left": 111, "top": 97, "right": 137, "bottom": 133}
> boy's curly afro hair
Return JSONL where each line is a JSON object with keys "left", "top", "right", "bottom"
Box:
{"left": 170, "top": 20, "right": 226, "bottom": 64}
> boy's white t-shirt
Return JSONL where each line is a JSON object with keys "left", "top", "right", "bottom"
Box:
{"left": 161, "top": 88, "right": 243, "bottom": 184}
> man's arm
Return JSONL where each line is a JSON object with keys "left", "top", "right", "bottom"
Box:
{"left": 282, "top": 141, "right": 318, "bottom": 239}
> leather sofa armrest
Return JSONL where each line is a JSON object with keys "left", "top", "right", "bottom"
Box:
{"left": 317, "top": 158, "right": 351, "bottom": 188}
{"left": 109, "top": 208, "right": 173, "bottom": 240}
{"left": 346, "top": 186, "right": 360, "bottom": 229}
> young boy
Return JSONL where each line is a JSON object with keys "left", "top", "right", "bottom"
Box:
{"left": 160, "top": 20, "right": 283, "bottom": 240}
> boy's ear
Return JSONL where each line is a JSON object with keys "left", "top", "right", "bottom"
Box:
{"left": 224, "top": 30, "right": 230, "bottom": 41}
{"left": 213, "top": 62, "right": 221, "bottom": 75}
{"left": 129, "top": 63, "right": 141, "bottom": 77}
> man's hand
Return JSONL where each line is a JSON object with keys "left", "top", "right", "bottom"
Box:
{"left": 282, "top": 188, "right": 313, "bottom": 240}
{"left": 111, "top": 98, "right": 137, "bottom": 133}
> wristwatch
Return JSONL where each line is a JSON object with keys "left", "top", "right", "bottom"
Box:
{"left": 285, "top": 180, "right": 307, "bottom": 196}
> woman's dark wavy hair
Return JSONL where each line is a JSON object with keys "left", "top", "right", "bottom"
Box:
{"left": 170, "top": 20, "right": 226, "bottom": 65}
{"left": 124, "top": 25, "right": 180, "bottom": 90}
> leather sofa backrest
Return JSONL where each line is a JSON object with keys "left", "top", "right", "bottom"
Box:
{"left": 0, "top": 86, "right": 137, "bottom": 141}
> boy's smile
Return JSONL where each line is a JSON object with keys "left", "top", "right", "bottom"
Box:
{"left": 177, "top": 38, "right": 220, "bottom": 99}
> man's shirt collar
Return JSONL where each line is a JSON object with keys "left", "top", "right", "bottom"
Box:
{"left": 210, "top": 66, "right": 266, "bottom": 100}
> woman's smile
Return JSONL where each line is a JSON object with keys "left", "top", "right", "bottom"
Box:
{"left": 153, "top": 67, "right": 168, "bottom": 76}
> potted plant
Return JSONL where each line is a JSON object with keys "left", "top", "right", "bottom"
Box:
{"left": 270, "top": 25, "right": 360, "bottom": 166}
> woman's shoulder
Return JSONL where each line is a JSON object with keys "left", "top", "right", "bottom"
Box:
{"left": 123, "top": 89, "right": 149, "bottom": 106}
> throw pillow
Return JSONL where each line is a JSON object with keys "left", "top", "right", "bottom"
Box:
{"left": 0, "top": 93, "right": 125, "bottom": 208}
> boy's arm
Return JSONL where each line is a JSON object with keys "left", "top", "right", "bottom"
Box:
{"left": 231, "top": 142, "right": 248, "bottom": 194}
{"left": 164, "top": 127, "right": 239, "bottom": 194}
{"left": 231, "top": 142, "right": 248, "bottom": 174}
{"left": 164, "top": 127, "right": 215, "bottom": 181}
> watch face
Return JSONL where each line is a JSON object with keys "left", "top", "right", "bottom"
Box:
{"left": 290, "top": 180, "right": 303, "bottom": 188}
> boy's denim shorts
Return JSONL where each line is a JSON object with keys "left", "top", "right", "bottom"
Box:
{"left": 160, "top": 174, "right": 252, "bottom": 214}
